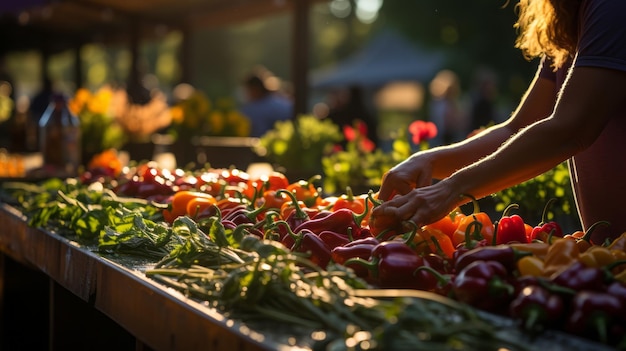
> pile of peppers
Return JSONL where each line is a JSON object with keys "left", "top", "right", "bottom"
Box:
{"left": 86, "top": 163, "right": 626, "bottom": 349}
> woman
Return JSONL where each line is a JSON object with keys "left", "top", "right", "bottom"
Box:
{"left": 370, "top": 0, "right": 626, "bottom": 244}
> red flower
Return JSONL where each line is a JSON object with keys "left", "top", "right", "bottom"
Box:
{"left": 342, "top": 121, "right": 375, "bottom": 152}
{"left": 409, "top": 120, "right": 438, "bottom": 145}
{"left": 343, "top": 124, "right": 357, "bottom": 142}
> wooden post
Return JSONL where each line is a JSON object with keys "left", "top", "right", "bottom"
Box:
{"left": 291, "top": 0, "right": 310, "bottom": 118}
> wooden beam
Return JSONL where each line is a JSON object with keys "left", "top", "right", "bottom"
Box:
{"left": 292, "top": 0, "right": 310, "bottom": 117}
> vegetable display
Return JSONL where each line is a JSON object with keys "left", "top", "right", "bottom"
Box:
{"left": 1, "top": 160, "right": 625, "bottom": 350}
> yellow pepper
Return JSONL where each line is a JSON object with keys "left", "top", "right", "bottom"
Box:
{"left": 543, "top": 238, "right": 579, "bottom": 277}
{"left": 516, "top": 255, "right": 545, "bottom": 277}
{"left": 579, "top": 246, "right": 616, "bottom": 268}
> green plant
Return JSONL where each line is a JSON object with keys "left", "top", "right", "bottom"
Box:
{"left": 493, "top": 161, "right": 577, "bottom": 226}
{"left": 255, "top": 115, "right": 343, "bottom": 174}
{"left": 322, "top": 124, "right": 415, "bottom": 195}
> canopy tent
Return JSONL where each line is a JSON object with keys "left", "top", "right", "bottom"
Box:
{"left": 310, "top": 30, "right": 445, "bottom": 90}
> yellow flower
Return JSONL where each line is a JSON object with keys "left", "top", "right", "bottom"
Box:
{"left": 88, "top": 87, "right": 113, "bottom": 115}
{"left": 69, "top": 88, "right": 91, "bottom": 115}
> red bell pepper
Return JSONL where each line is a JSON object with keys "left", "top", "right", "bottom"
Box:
{"left": 509, "top": 284, "right": 565, "bottom": 332}
{"left": 528, "top": 198, "right": 564, "bottom": 242}
{"left": 331, "top": 238, "right": 379, "bottom": 279}
{"left": 342, "top": 225, "right": 436, "bottom": 289}
{"left": 453, "top": 244, "right": 532, "bottom": 273}
{"left": 565, "top": 291, "right": 624, "bottom": 344}
{"left": 452, "top": 260, "right": 515, "bottom": 313}
{"left": 495, "top": 203, "right": 528, "bottom": 245}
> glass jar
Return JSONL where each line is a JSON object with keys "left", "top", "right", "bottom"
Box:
{"left": 38, "top": 93, "right": 81, "bottom": 177}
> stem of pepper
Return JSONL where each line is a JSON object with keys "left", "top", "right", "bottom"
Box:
{"left": 538, "top": 198, "right": 557, "bottom": 226}
{"left": 276, "top": 189, "right": 309, "bottom": 220}
{"left": 464, "top": 220, "right": 483, "bottom": 249}
{"left": 491, "top": 220, "right": 499, "bottom": 246}
{"left": 502, "top": 203, "right": 520, "bottom": 217}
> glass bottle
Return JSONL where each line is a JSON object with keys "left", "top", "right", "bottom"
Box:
{"left": 38, "top": 93, "right": 81, "bottom": 176}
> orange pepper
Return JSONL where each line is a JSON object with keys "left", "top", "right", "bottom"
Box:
{"left": 425, "top": 207, "right": 465, "bottom": 241}
{"left": 417, "top": 227, "right": 456, "bottom": 259}
{"left": 286, "top": 175, "right": 322, "bottom": 207}
{"left": 186, "top": 196, "right": 217, "bottom": 219}
{"left": 163, "top": 190, "right": 215, "bottom": 223}
{"left": 452, "top": 213, "right": 494, "bottom": 247}
{"left": 332, "top": 186, "right": 366, "bottom": 214}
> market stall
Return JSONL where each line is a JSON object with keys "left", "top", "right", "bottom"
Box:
{"left": 1, "top": 159, "right": 624, "bottom": 351}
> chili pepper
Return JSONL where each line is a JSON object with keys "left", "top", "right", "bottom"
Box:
{"left": 542, "top": 237, "right": 579, "bottom": 277}
{"left": 285, "top": 175, "right": 322, "bottom": 208}
{"left": 452, "top": 220, "right": 489, "bottom": 264}
{"left": 509, "top": 284, "right": 565, "bottom": 332}
{"left": 272, "top": 220, "right": 332, "bottom": 268}
{"left": 256, "top": 189, "right": 289, "bottom": 212}
{"left": 276, "top": 189, "right": 311, "bottom": 230}
{"left": 332, "top": 186, "right": 365, "bottom": 213}
{"left": 516, "top": 255, "right": 545, "bottom": 277}
{"left": 451, "top": 195, "right": 494, "bottom": 246}
{"left": 451, "top": 260, "right": 515, "bottom": 313}
{"left": 367, "top": 191, "right": 404, "bottom": 239}
{"left": 186, "top": 196, "right": 218, "bottom": 220}
{"left": 495, "top": 203, "right": 529, "bottom": 245}
{"left": 318, "top": 230, "right": 351, "bottom": 250}
{"left": 565, "top": 291, "right": 624, "bottom": 344}
{"left": 293, "top": 230, "right": 332, "bottom": 269}
{"left": 222, "top": 204, "right": 267, "bottom": 226}
{"left": 343, "top": 225, "right": 434, "bottom": 289}
{"left": 413, "top": 265, "right": 455, "bottom": 296}
{"left": 416, "top": 226, "right": 456, "bottom": 259}
{"left": 293, "top": 208, "right": 362, "bottom": 238}
{"left": 528, "top": 199, "right": 564, "bottom": 242}
{"left": 453, "top": 244, "right": 532, "bottom": 274}
{"left": 331, "top": 239, "right": 378, "bottom": 279}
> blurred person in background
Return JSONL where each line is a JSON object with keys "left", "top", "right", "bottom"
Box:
{"left": 370, "top": 0, "right": 626, "bottom": 245}
{"left": 427, "top": 69, "right": 468, "bottom": 147}
{"left": 468, "top": 68, "right": 500, "bottom": 134}
{"left": 239, "top": 66, "right": 293, "bottom": 137}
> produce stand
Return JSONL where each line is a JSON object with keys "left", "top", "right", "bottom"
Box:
{"left": 0, "top": 171, "right": 623, "bottom": 351}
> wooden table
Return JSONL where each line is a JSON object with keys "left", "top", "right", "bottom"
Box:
{"left": 0, "top": 205, "right": 295, "bottom": 351}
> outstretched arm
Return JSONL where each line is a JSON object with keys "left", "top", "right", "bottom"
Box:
{"left": 372, "top": 65, "right": 626, "bottom": 229}
{"left": 377, "top": 62, "right": 557, "bottom": 201}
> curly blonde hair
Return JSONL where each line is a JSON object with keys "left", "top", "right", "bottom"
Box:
{"left": 514, "top": 0, "right": 581, "bottom": 70}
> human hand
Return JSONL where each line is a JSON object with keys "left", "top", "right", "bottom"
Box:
{"left": 369, "top": 180, "right": 461, "bottom": 234}
{"left": 377, "top": 154, "right": 434, "bottom": 202}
